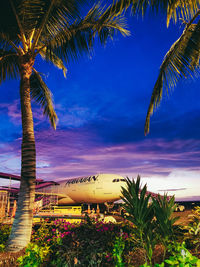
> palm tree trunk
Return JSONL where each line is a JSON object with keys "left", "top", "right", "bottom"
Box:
{"left": 6, "top": 54, "right": 36, "bottom": 252}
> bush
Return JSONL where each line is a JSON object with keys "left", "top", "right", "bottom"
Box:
{"left": 17, "top": 243, "right": 50, "bottom": 267}
{"left": 31, "top": 217, "right": 136, "bottom": 266}
{"left": 0, "top": 224, "right": 11, "bottom": 245}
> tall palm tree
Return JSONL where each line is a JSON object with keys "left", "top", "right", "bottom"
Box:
{"left": 109, "top": 0, "right": 200, "bottom": 134}
{"left": 0, "top": 0, "right": 129, "bottom": 251}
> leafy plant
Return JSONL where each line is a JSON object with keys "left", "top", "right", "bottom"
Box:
{"left": 112, "top": 232, "right": 125, "bottom": 267}
{"left": 0, "top": 224, "right": 11, "bottom": 244}
{"left": 184, "top": 206, "right": 200, "bottom": 253}
{"left": 17, "top": 243, "right": 50, "bottom": 267}
{"left": 121, "top": 175, "right": 156, "bottom": 265}
{"left": 165, "top": 241, "right": 200, "bottom": 266}
{"left": 152, "top": 194, "right": 179, "bottom": 258}
{"left": 0, "top": 244, "right": 5, "bottom": 252}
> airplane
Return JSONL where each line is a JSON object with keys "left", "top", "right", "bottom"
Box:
{"left": 36, "top": 173, "right": 127, "bottom": 205}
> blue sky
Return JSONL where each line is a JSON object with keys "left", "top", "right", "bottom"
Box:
{"left": 0, "top": 8, "right": 200, "bottom": 200}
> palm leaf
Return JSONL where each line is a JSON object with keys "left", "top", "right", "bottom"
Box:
{"left": 166, "top": 0, "right": 200, "bottom": 26}
{"left": 30, "top": 69, "right": 58, "bottom": 129}
{"left": 39, "top": 48, "right": 67, "bottom": 77}
{"left": 0, "top": 50, "right": 19, "bottom": 83}
{"left": 28, "top": 0, "right": 84, "bottom": 50}
{"left": 44, "top": 3, "right": 129, "bottom": 63}
{"left": 145, "top": 17, "right": 200, "bottom": 135}
{"left": 111, "top": 0, "right": 200, "bottom": 26}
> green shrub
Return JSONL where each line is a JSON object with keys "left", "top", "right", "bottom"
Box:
{"left": 0, "top": 243, "right": 5, "bottom": 252}
{"left": 184, "top": 206, "right": 200, "bottom": 253}
{"left": 165, "top": 241, "right": 200, "bottom": 266}
{"left": 112, "top": 233, "right": 125, "bottom": 267}
{"left": 121, "top": 175, "right": 156, "bottom": 264}
{"left": 31, "top": 218, "right": 135, "bottom": 266}
{"left": 17, "top": 243, "right": 50, "bottom": 267}
{"left": 0, "top": 224, "right": 11, "bottom": 244}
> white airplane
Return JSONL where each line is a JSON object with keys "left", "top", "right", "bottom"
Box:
{"left": 36, "top": 173, "right": 126, "bottom": 205}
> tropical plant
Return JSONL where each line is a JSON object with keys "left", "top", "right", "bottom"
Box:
{"left": 153, "top": 195, "right": 179, "bottom": 244}
{"left": 112, "top": 232, "right": 125, "bottom": 267}
{"left": 152, "top": 194, "right": 180, "bottom": 261}
{"left": 121, "top": 175, "right": 156, "bottom": 264}
{"left": 164, "top": 241, "right": 200, "bottom": 266}
{"left": 0, "top": 0, "right": 129, "bottom": 251}
{"left": 184, "top": 206, "right": 200, "bottom": 253}
{"left": 17, "top": 243, "right": 50, "bottom": 267}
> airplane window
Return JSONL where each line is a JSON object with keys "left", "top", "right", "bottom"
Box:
{"left": 120, "top": 179, "right": 126, "bottom": 182}
{"left": 112, "top": 179, "right": 116, "bottom": 182}
{"left": 92, "top": 176, "right": 97, "bottom": 181}
{"left": 87, "top": 177, "right": 91, "bottom": 182}
{"left": 116, "top": 179, "right": 119, "bottom": 182}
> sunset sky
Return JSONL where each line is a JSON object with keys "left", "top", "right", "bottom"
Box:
{"left": 0, "top": 9, "right": 200, "bottom": 201}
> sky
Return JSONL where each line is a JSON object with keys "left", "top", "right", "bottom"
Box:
{"left": 0, "top": 6, "right": 200, "bottom": 201}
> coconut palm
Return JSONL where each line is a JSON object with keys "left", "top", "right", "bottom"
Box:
{"left": 0, "top": 0, "right": 129, "bottom": 251}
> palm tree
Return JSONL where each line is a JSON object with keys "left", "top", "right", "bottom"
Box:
{"left": 108, "top": 0, "right": 200, "bottom": 134}
{"left": 0, "top": 0, "right": 129, "bottom": 251}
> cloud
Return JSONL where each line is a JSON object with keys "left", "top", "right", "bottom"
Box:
{"left": 142, "top": 170, "right": 200, "bottom": 200}
{"left": 0, "top": 100, "right": 21, "bottom": 125}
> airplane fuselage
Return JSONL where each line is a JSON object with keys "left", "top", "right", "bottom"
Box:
{"left": 38, "top": 174, "right": 126, "bottom": 204}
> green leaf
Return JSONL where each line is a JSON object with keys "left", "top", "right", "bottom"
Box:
{"left": 145, "top": 16, "right": 200, "bottom": 135}
{"left": 30, "top": 69, "right": 58, "bottom": 129}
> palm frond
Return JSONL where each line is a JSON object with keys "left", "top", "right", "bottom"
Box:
{"left": 30, "top": 69, "right": 58, "bottom": 129}
{"left": 0, "top": 50, "right": 19, "bottom": 84}
{"left": 145, "top": 17, "right": 200, "bottom": 135}
{"left": 27, "top": 0, "right": 83, "bottom": 50}
{"left": 44, "top": 3, "right": 129, "bottom": 63}
{"left": 111, "top": 0, "right": 200, "bottom": 26}
{"left": 166, "top": 0, "right": 200, "bottom": 26}
{"left": 39, "top": 48, "right": 67, "bottom": 77}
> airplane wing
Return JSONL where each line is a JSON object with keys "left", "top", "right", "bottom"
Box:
{"left": 35, "top": 191, "right": 67, "bottom": 199}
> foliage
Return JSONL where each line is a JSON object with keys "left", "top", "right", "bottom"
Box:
{"left": 139, "top": 241, "right": 200, "bottom": 267}
{"left": 0, "top": 224, "right": 11, "bottom": 244}
{"left": 121, "top": 175, "right": 156, "bottom": 264}
{"left": 112, "top": 232, "right": 125, "bottom": 267}
{"left": 184, "top": 206, "right": 200, "bottom": 253}
{"left": 17, "top": 243, "right": 50, "bottom": 267}
{"left": 164, "top": 241, "right": 200, "bottom": 266}
{"left": 120, "top": 176, "right": 196, "bottom": 265}
{"left": 31, "top": 218, "right": 136, "bottom": 266}
{"left": 0, "top": 244, "right": 5, "bottom": 252}
{"left": 152, "top": 194, "right": 179, "bottom": 256}
{"left": 2, "top": 210, "right": 196, "bottom": 266}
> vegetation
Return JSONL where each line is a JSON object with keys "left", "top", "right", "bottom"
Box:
{"left": 0, "top": 0, "right": 128, "bottom": 251}
{"left": 0, "top": 177, "right": 200, "bottom": 266}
